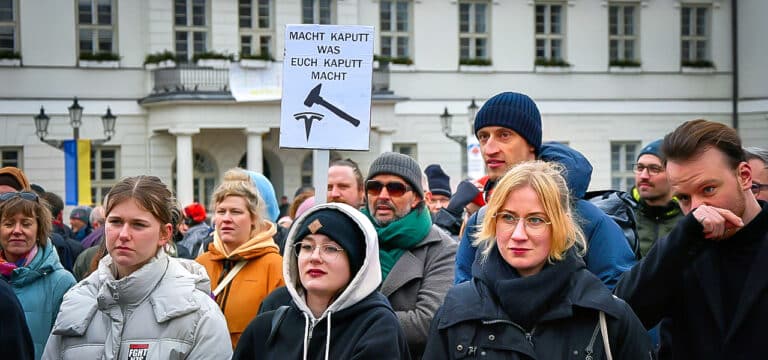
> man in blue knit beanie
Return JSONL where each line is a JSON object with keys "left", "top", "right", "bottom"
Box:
{"left": 454, "top": 91, "right": 636, "bottom": 290}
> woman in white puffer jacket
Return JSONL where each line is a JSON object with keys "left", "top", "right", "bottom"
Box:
{"left": 42, "top": 175, "right": 231, "bottom": 360}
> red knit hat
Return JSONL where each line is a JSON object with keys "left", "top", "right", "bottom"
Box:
{"left": 184, "top": 202, "right": 207, "bottom": 224}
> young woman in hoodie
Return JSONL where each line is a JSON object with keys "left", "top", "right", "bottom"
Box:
{"left": 232, "top": 202, "right": 411, "bottom": 360}
{"left": 42, "top": 175, "right": 231, "bottom": 359}
{"left": 195, "top": 168, "right": 285, "bottom": 347}
{"left": 423, "top": 161, "right": 651, "bottom": 359}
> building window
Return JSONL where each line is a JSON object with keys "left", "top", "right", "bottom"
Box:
{"left": 379, "top": 0, "right": 411, "bottom": 59}
{"left": 239, "top": 0, "right": 274, "bottom": 58}
{"left": 393, "top": 143, "right": 417, "bottom": 160}
{"left": 90, "top": 146, "right": 119, "bottom": 205}
{"left": 535, "top": 3, "right": 565, "bottom": 62}
{"left": 681, "top": 5, "right": 709, "bottom": 65}
{"left": 174, "top": 0, "right": 209, "bottom": 62}
{"left": 0, "top": 147, "right": 21, "bottom": 168}
{"left": 609, "top": 3, "right": 638, "bottom": 64}
{"left": 302, "top": 0, "right": 334, "bottom": 24}
{"left": 458, "top": 1, "right": 489, "bottom": 61}
{"left": 77, "top": 0, "right": 117, "bottom": 56}
{"left": 0, "top": 0, "right": 18, "bottom": 55}
{"left": 611, "top": 142, "right": 640, "bottom": 191}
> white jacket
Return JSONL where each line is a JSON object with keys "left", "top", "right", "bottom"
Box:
{"left": 42, "top": 251, "right": 231, "bottom": 360}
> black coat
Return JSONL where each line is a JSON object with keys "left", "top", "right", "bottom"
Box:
{"left": 424, "top": 264, "right": 651, "bottom": 359}
{"left": 615, "top": 203, "right": 768, "bottom": 360}
{"left": 233, "top": 291, "right": 411, "bottom": 360}
{"left": 0, "top": 280, "right": 34, "bottom": 360}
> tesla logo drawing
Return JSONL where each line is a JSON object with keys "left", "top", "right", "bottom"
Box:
{"left": 294, "top": 83, "right": 361, "bottom": 140}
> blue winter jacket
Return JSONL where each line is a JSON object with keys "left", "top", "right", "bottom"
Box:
{"left": 6, "top": 242, "right": 76, "bottom": 360}
{"left": 454, "top": 142, "right": 637, "bottom": 289}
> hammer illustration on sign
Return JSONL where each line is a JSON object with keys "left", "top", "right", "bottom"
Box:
{"left": 294, "top": 83, "right": 361, "bottom": 140}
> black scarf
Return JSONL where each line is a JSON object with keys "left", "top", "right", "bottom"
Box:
{"left": 472, "top": 246, "right": 584, "bottom": 330}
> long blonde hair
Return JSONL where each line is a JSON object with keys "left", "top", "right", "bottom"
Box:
{"left": 210, "top": 168, "right": 268, "bottom": 235}
{"left": 474, "top": 161, "right": 586, "bottom": 263}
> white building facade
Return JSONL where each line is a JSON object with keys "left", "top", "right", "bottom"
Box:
{"left": 0, "top": 0, "right": 766, "bottom": 208}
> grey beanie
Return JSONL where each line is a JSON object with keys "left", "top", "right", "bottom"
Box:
{"left": 367, "top": 152, "right": 424, "bottom": 198}
{"left": 473, "top": 92, "right": 543, "bottom": 155}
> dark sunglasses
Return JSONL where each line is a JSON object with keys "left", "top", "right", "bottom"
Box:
{"left": 752, "top": 182, "right": 768, "bottom": 195}
{"left": 365, "top": 180, "right": 412, "bottom": 197}
{"left": 0, "top": 191, "right": 39, "bottom": 202}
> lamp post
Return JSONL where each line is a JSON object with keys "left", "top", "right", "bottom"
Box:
{"left": 440, "top": 106, "right": 468, "bottom": 179}
{"left": 34, "top": 97, "right": 117, "bottom": 150}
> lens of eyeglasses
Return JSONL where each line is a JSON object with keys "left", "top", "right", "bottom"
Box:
{"left": 752, "top": 183, "right": 763, "bottom": 195}
{"left": 365, "top": 180, "right": 410, "bottom": 197}
{"left": 0, "top": 191, "right": 39, "bottom": 202}
{"left": 294, "top": 242, "right": 343, "bottom": 261}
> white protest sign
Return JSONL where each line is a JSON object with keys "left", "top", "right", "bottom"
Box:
{"left": 279, "top": 24, "right": 373, "bottom": 150}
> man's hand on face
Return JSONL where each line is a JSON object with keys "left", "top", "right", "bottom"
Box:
{"left": 692, "top": 204, "right": 745, "bottom": 240}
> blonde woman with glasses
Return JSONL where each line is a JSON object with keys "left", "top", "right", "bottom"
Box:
{"left": 423, "top": 161, "right": 651, "bottom": 360}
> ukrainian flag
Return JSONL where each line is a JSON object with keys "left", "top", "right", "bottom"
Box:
{"left": 63, "top": 139, "right": 92, "bottom": 206}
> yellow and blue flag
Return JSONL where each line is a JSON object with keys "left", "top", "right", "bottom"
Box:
{"left": 63, "top": 139, "right": 92, "bottom": 206}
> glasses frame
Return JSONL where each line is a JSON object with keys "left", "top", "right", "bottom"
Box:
{"left": 493, "top": 211, "right": 552, "bottom": 236}
{"left": 0, "top": 191, "right": 40, "bottom": 203}
{"left": 633, "top": 163, "right": 664, "bottom": 176}
{"left": 751, "top": 182, "right": 768, "bottom": 195}
{"left": 293, "top": 241, "right": 346, "bottom": 262}
{"left": 365, "top": 180, "right": 412, "bottom": 197}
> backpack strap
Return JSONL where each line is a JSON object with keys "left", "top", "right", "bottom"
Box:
{"left": 212, "top": 260, "right": 247, "bottom": 297}
{"left": 267, "top": 305, "right": 290, "bottom": 344}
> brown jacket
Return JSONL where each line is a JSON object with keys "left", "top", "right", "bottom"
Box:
{"left": 196, "top": 221, "right": 285, "bottom": 347}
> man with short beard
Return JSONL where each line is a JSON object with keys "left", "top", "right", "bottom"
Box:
{"left": 631, "top": 139, "right": 684, "bottom": 257}
{"left": 361, "top": 152, "right": 456, "bottom": 359}
{"left": 326, "top": 158, "right": 365, "bottom": 208}
{"left": 615, "top": 119, "right": 768, "bottom": 359}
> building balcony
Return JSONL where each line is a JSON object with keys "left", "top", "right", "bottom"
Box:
{"left": 140, "top": 63, "right": 392, "bottom": 105}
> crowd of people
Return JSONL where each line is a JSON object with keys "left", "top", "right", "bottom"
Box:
{"left": 1, "top": 90, "right": 766, "bottom": 360}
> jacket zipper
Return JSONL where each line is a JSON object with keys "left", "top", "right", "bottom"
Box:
{"left": 482, "top": 319, "right": 537, "bottom": 347}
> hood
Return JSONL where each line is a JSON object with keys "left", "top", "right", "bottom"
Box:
{"left": 283, "top": 202, "right": 381, "bottom": 321}
{"left": 10, "top": 241, "right": 64, "bottom": 286}
{"left": 208, "top": 220, "right": 279, "bottom": 260}
{"left": 246, "top": 170, "right": 281, "bottom": 223}
{"left": 538, "top": 141, "right": 592, "bottom": 199}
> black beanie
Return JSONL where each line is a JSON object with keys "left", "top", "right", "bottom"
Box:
{"left": 424, "top": 164, "right": 451, "bottom": 198}
{"left": 295, "top": 208, "right": 366, "bottom": 278}
{"left": 367, "top": 152, "right": 424, "bottom": 198}
{"left": 473, "top": 92, "right": 543, "bottom": 155}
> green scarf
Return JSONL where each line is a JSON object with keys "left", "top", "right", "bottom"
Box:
{"left": 362, "top": 205, "right": 433, "bottom": 280}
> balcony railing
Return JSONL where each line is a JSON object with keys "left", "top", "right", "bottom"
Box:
{"left": 148, "top": 63, "right": 390, "bottom": 96}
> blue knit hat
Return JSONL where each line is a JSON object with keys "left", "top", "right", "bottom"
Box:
{"left": 424, "top": 164, "right": 451, "bottom": 198}
{"left": 638, "top": 139, "right": 663, "bottom": 161}
{"left": 473, "top": 92, "right": 543, "bottom": 155}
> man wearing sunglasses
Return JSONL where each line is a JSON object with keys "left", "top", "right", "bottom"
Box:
{"left": 745, "top": 147, "right": 768, "bottom": 202}
{"left": 361, "top": 152, "right": 456, "bottom": 359}
{"left": 631, "top": 139, "right": 684, "bottom": 257}
{"left": 454, "top": 91, "right": 637, "bottom": 290}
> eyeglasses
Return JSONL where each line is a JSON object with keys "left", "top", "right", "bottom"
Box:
{"left": 634, "top": 164, "right": 664, "bottom": 176}
{"left": 752, "top": 182, "right": 768, "bottom": 195}
{"left": 294, "top": 241, "right": 345, "bottom": 261}
{"left": 365, "top": 180, "right": 412, "bottom": 197}
{"left": 493, "top": 211, "right": 552, "bottom": 235}
{"left": 0, "top": 191, "right": 39, "bottom": 203}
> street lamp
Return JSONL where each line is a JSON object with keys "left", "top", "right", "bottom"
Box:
{"left": 440, "top": 102, "right": 478, "bottom": 179}
{"left": 34, "top": 97, "right": 117, "bottom": 150}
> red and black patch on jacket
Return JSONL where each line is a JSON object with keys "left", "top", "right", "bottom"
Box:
{"left": 128, "top": 343, "right": 149, "bottom": 360}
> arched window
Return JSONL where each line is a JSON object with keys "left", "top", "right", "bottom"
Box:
{"left": 172, "top": 151, "right": 218, "bottom": 208}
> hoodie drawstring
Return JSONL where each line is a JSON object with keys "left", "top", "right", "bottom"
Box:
{"left": 302, "top": 312, "right": 310, "bottom": 360}
{"left": 324, "top": 311, "right": 332, "bottom": 360}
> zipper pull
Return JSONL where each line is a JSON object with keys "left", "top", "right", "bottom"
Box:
{"left": 525, "top": 332, "right": 533, "bottom": 346}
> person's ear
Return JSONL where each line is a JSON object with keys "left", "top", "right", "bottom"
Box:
{"left": 158, "top": 223, "right": 173, "bottom": 247}
{"left": 737, "top": 161, "right": 752, "bottom": 191}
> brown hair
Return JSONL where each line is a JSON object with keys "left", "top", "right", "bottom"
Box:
{"left": 330, "top": 158, "right": 365, "bottom": 190}
{"left": 474, "top": 161, "right": 586, "bottom": 262}
{"left": 662, "top": 119, "right": 744, "bottom": 170}
{"left": 0, "top": 195, "right": 53, "bottom": 247}
{"left": 289, "top": 191, "right": 315, "bottom": 219}
{"left": 105, "top": 176, "right": 174, "bottom": 227}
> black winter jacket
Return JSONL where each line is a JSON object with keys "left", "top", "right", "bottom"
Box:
{"left": 425, "top": 251, "right": 651, "bottom": 359}
{"left": 233, "top": 291, "right": 410, "bottom": 360}
{"left": 615, "top": 202, "right": 768, "bottom": 360}
{"left": 0, "top": 279, "right": 34, "bottom": 360}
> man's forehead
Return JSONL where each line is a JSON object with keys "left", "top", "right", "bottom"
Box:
{"left": 478, "top": 126, "right": 516, "bottom": 134}
{"left": 637, "top": 154, "right": 663, "bottom": 165}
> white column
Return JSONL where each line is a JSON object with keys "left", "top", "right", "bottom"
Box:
{"left": 245, "top": 128, "right": 268, "bottom": 173}
{"left": 170, "top": 128, "right": 199, "bottom": 206}
{"left": 378, "top": 128, "right": 394, "bottom": 153}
